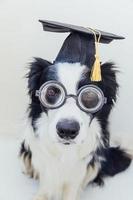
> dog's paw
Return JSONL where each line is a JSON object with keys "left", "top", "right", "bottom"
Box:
{"left": 19, "top": 140, "right": 39, "bottom": 179}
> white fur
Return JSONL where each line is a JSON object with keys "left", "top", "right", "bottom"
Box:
{"left": 22, "top": 63, "right": 103, "bottom": 200}
{"left": 57, "top": 62, "right": 84, "bottom": 94}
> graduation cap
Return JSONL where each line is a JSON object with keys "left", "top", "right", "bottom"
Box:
{"left": 39, "top": 20, "right": 125, "bottom": 82}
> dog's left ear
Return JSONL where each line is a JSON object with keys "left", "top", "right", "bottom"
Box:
{"left": 100, "top": 62, "right": 119, "bottom": 105}
{"left": 27, "top": 58, "right": 52, "bottom": 125}
{"left": 27, "top": 57, "right": 52, "bottom": 97}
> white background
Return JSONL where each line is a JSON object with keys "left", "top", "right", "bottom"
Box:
{"left": 0, "top": 0, "right": 133, "bottom": 200}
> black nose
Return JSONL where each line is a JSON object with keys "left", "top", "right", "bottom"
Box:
{"left": 56, "top": 119, "right": 80, "bottom": 140}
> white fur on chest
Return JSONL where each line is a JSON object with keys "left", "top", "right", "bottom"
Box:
{"left": 31, "top": 138, "right": 88, "bottom": 183}
{"left": 30, "top": 138, "right": 89, "bottom": 199}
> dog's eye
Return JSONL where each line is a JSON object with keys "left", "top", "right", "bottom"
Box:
{"left": 47, "top": 88, "right": 56, "bottom": 96}
{"left": 45, "top": 86, "right": 61, "bottom": 104}
{"left": 81, "top": 91, "right": 99, "bottom": 108}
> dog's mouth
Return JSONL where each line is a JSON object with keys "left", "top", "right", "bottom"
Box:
{"left": 63, "top": 142, "right": 70, "bottom": 145}
{"left": 58, "top": 138, "right": 76, "bottom": 145}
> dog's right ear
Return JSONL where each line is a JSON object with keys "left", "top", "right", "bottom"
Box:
{"left": 27, "top": 57, "right": 52, "bottom": 97}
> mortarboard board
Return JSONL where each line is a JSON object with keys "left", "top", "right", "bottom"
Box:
{"left": 39, "top": 20, "right": 125, "bottom": 81}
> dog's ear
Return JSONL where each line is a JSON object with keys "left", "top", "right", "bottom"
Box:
{"left": 27, "top": 57, "right": 52, "bottom": 97}
{"left": 101, "top": 62, "right": 119, "bottom": 103}
{"left": 27, "top": 58, "right": 52, "bottom": 125}
{"left": 95, "top": 62, "right": 119, "bottom": 146}
{"left": 100, "top": 62, "right": 119, "bottom": 105}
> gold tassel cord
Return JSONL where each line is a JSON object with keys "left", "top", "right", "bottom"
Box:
{"left": 86, "top": 28, "right": 102, "bottom": 82}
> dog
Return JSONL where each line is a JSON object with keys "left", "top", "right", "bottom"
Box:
{"left": 19, "top": 56, "right": 132, "bottom": 200}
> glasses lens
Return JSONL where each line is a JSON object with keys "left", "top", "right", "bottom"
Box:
{"left": 40, "top": 82, "right": 65, "bottom": 108}
{"left": 45, "top": 86, "right": 61, "bottom": 104}
{"left": 81, "top": 91, "right": 99, "bottom": 109}
{"left": 78, "top": 86, "right": 105, "bottom": 113}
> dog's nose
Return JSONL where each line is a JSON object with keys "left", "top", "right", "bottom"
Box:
{"left": 56, "top": 119, "right": 80, "bottom": 140}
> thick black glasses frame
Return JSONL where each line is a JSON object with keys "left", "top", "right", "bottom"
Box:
{"left": 35, "top": 81, "right": 107, "bottom": 113}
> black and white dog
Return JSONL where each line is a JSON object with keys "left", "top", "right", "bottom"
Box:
{"left": 20, "top": 33, "right": 132, "bottom": 200}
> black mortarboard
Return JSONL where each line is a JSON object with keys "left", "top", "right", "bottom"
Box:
{"left": 39, "top": 20, "right": 124, "bottom": 81}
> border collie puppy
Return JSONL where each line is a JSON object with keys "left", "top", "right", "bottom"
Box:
{"left": 20, "top": 32, "right": 132, "bottom": 200}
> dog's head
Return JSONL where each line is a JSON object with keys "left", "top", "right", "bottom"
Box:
{"left": 27, "top": 57, "right": 118, "bottom": 153}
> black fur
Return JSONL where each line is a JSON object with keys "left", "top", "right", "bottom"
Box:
{"left": 96, "top": 62, "right": 119, "bottom": 147}
{"left": 93, "top": 147, "right": 132, "bottom": 185}
{"left": 27, "top": 58, "right": 52, "bottom": 128}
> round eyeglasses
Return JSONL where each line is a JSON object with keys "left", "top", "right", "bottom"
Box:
{"left": 35, "top": 81, "right": 107, "bottom": 114}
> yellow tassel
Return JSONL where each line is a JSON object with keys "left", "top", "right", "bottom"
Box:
{"left": 91, "top": 53, "right": 102, "bottom": 82}
{"left": 86, "top": 28, "right": 102, "bottom": 82}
